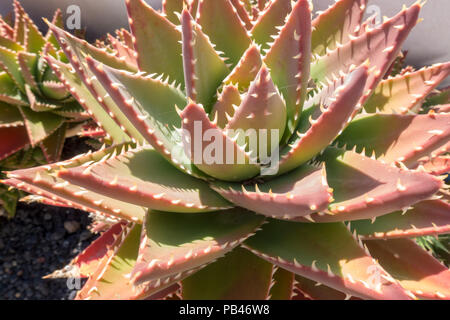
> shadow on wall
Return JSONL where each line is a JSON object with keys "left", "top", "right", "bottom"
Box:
{"left": 1, "top": 0, "right": 449, "bottom": 86}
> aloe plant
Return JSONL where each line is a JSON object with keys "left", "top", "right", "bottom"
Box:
{"left": 0, "top": 1, "right": 93, "bottom": 217}
{"left": 3, "top": 0, "right": 450, "bottom": 299}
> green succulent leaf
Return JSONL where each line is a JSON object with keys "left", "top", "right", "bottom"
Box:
{"left": 363, "top": 62, "right": 450, "bottom": 114}
{"left": 85, "top": 57, "right": 207, "bottom": 177}
{"left": 75, "top": 223, "right": 166, "bottom": 300}
{"left": 0, "top": 45, "right": 25, "bottom": 91}
{"left": 225, "top": 66, "right": 286, "bottom": 158}
{"left": 278, "top": 65, "right": 368, "bottom": 175}
{"left": 181, "top": 247, "right": 274, "bottom": 299}
{"left": 162, "top": 0, "right": 184, "bottom": 25}
{"left": 197, "top": 0, "right": 252, "bottom": 67}
{"left": 311, "top": 3, "right": 421, "bottom": 106}
{"left": 311, "top": 0, "right": 366, "bottom": 57}
{"left": 336, "top": 113, "right": 450, "bottom": 167}
{"left": 264, "top": 0, "right": 311, "bottom": 142}
{"left": 0, "top": 101, "right": 23, "bottom": 127}
{"left": 244, "top": 219, "right": 411, "bottom": 299}
{"left": 210, "top": 84, "right": 241, "bottom": 128}
{"left": 269, "top": 267, "right": 295, "bottom": 300}
{"left": 251, "top": 0, "right": 292, "bottom": 51}
{"left": 350, "top": 200, "right": 450, "bottom": 240}
{"left": 181, "top": 9, "right": 229, "bottom": 111}
{"left": 293, "top": 274, "right": 357, "bottom": 300}
{"left": 39, "top": 122, "right": 67, "bottom": 163}
{"left": 304, "top": 148, "right": 443, "bottom": 222}
{"left": 223, "top": 44, "right": 263, "bottom": 91}
{"left": 58, "top": 145, "right": 232, "bottom": 213}
{"left": 0, "top": 125, "right": 29, "bottom": 161}
{"left": 131, "top": 208, "right": 264, "bottom": 285}
{"left": 0, "top": 33, "right": 24, "bottom": 51}
{"left": 180, "top": 101, "right": 260, "bottom": 181}
{"left": 18, "top": 106, "right": 64, "bottom": 147}
{"left": 45, "top": 56, "right": 130, "bottom": 143}
{"left": 365, "top": 238, "right": 450, "bottom": 300}
{"left": 5, "top": 144, "right": 147, "bottom": 222}
{"left": 0, "top": 71, "right": 27, "bottom": 106}
{"left": 211, "top": 164, "right": 332, "bottom": 220}
{"left": 125, "top": 0, "right": 184, "bottom": 85}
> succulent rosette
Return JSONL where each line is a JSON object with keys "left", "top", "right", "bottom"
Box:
{"left": 0, "top": 1, "right": 91, "bottom": 216}
{"left": 3, "top": 0, "right": 450, "bottom": 299}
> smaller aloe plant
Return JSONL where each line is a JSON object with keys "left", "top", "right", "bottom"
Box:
{"left": 3, "top": 0, "right": 450, "bottom": 299}
{"left": 0, "top": 1, "right": 92, "bottom": 216}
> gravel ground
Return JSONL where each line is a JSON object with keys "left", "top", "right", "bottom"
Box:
{"left": 0, "top": 137, "right": 98, "bottom": 300}
{"left": 0, "top": 203, "right": 97, "bottom": 300}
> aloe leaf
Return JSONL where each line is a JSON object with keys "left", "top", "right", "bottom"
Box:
{"left": 0, "top": 33, "right": 24, "bottom": 51}
{"left": 180, "top": 101, "right": 260, "bottom": 181}
{"left": 162, "top": 0, "right": 184, "bottom": 25}
{"left": 44, "top": 56, "right": 130, "bottom": 143}
{"left": 40, "top": 80, "right": 70, "bottom": 101}
{"left": 0, "top": 17, "right": 14, "bottom": 40}
{"left": 40, "top": 122, "right": 67, "bottom": 163}
{"left": 25, "top": 85, "right": 62, "bottom": 112}
{"left": 311, "top": 3, "right": 421, "bottom": 106}
{"left": 181, "top": 247, "right": 273, "bottom": 299}
{"left": 22, "top": 10, "right": 46, "bottom": 54}
{"left": 107, "top": 34, "right": 138, "bottom": 69}
{"left": 131, "top": 208, "right": 264, "bottom": 285}
{"left": 211, "top": 164, "right": 333, "bottom": 220}
{"left": 45, "top": 9, "right": 63, "bottom": 50}
{"left": 58, "top": 145, "right": 232, "bottom": 213}
{"left": 126, "top": 0, "right": 184, "bottom": 85}
{"left": 0, "top": 45, "right": 24, "bottom": 91}
{"left": 336, "top": 113, "right": 450, "bottom": 167}
{"left": 5, "top": 144, "right": 147, "bottom": 222}
{"left": 18, "top": 106, "right": 64, "bottom": 147}
{"left": 365, "top": 238, "right": 450, "bottom": 300}
{"left": 70, "top": 222, "right": 128, "bottom": 278}
{"left": 278, "top": 65, "right": 368, "bottom": 175}
{"left": 12, "top": 0, "right": 26, "bottom": 44}
{"left": 350, "top": 200, "right": 450, "bottom": 240}
{"left": 225, "top": 66, "right": 286, "bottom": 158}
{"left": 85, "top": 57, "right": 206, "bottom": 178}
{"left": 0, "top": 72, "right": 27, "bottom": 106}
{"left": 364, "top": 62, "right": 450, "bottom": 114}
{"left": 264, "top": 0, "right": 311, "bottom": 142}
{"left": 293, "top": 274, "right": 358, "bottom": 300}
{"left": 47, "top": 22, "right": 136, "bottom": 72}
{"left": 244, "top": 219, "right": 412, "bottom": 299}
{"left": 197, "top": 0, "right": 252, "bottom": 67}
{"left": 223, "top": 44, "right": 263, "bottom": 91}
{"left": 269, "top": 267, "right": 295, "bottom": 300}
{"left": 0, "top": 101, "right": 23, "bottom": 127}
{"left": 17, "top": 52, "right": 39, "bottom": 92}
{"left": 210, "top": 84, "right": 241, "bottom": 128}
{"left": 181, "top": 9, "right": 229, "bottom": 111}
{"left": 416, "top": 156, "right": 450, "bottom": 176}
{"left": 251, "top": 0, "right": 292, "bottom": 51}
{"left": 303, "top": 148, "right": 443, "bottom": 222}
{"left": 49, "top": 24, "right": 145, "bottom": 143}
{"left": 229, "top": 0, "right": 253, "bottom": 30}
{"left": 0, "top": 126, "right": 29, "bottom": 161}
{"left": 76, "top": 223, "right": 165, "bottom": 300}
{"left": 311, "top": 0, "right": 367, "bottom": 56}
